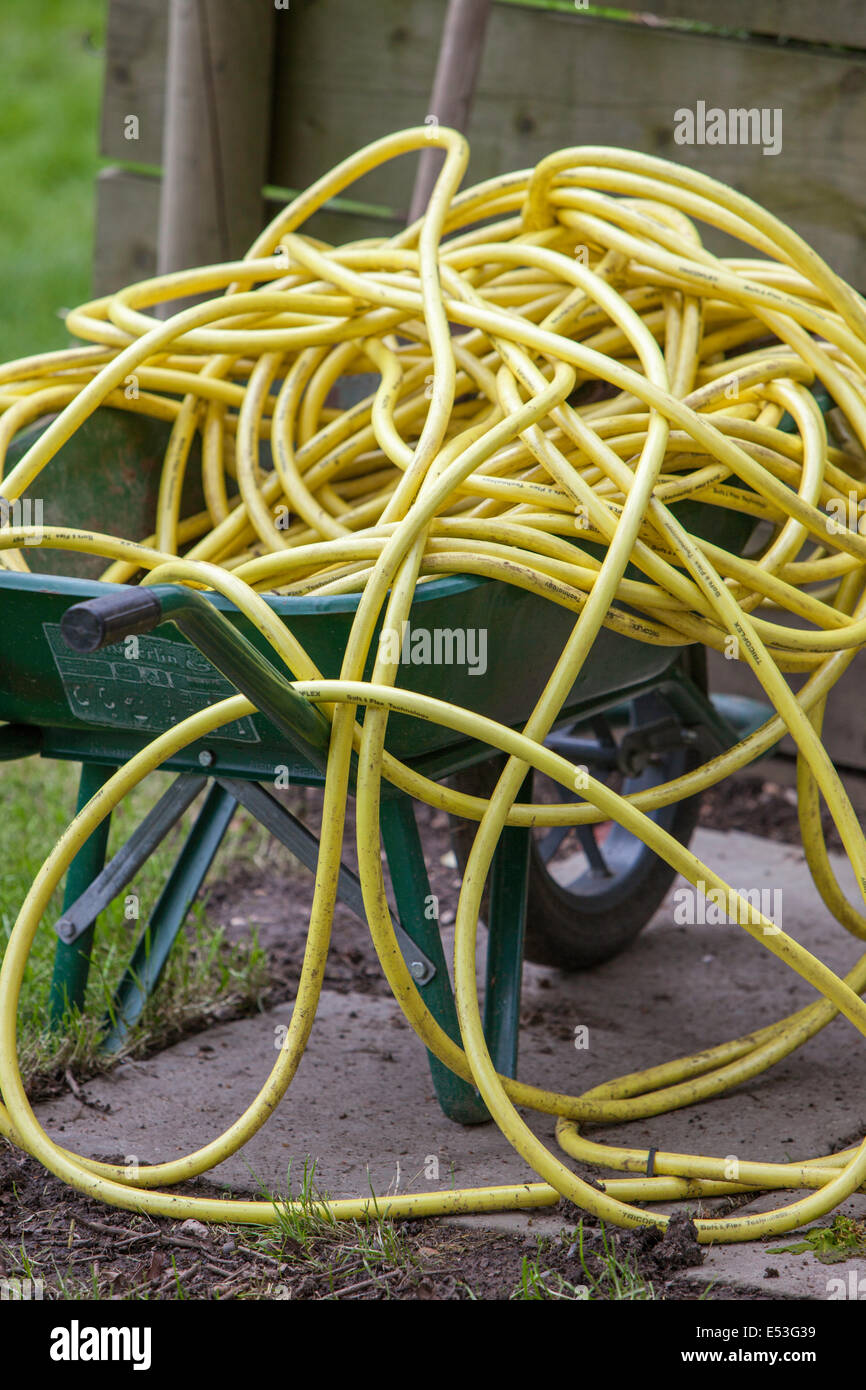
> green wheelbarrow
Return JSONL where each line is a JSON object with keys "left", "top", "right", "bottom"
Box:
{"left": 0, "top": 406, "right": 773, "bottom": 1125}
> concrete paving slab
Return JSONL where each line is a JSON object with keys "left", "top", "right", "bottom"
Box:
{"left": 31, "top": 827, "right": 866, "bottom": 1298}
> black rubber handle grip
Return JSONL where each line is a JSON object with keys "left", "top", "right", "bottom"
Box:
{"left": 60, "top": 590, "right": 163, "bottom": 653}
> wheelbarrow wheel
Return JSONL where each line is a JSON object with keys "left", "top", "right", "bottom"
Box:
{"left": 448, "top": 692, "right": 703, "bottom": 971}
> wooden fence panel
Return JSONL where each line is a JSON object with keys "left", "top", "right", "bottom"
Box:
{"left": 268, "top": 0, "right": 866, "bottom": 284}
{"left": 97, "top": 0, "right": 866, "bottom": 286}
{"left": 100, "top": 0, "right": 168, "bottom": 165}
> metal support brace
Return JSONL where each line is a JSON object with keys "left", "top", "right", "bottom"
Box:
{"left": 102, "top": 782, "right": 238, "bottom": 1052}
{"left": 54, "top": 775, "right": 205, "bottom": 944}
{"left": 217, "top": 778, "right": 435, "bottom": 985}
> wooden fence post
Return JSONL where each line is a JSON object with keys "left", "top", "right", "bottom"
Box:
{"left": 407, "top": 0, "right": 493, "bottom": 225}
{"left": 157, "top": 0, "right": 276, "bottom": 275}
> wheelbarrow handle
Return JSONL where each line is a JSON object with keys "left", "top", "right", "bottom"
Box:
{"left": 60, "top": 586, "right": 332, "bottom": 774}
{"left": 60, "top": 589, "right": 163, "bottom": 652}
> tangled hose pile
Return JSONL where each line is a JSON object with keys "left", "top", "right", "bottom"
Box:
{"left": 4, "top": 127, "right": 866, "bottom": 1241}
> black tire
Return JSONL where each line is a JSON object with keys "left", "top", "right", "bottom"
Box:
{"left": 448, "top": 690, "right": 703, "bottom": 971}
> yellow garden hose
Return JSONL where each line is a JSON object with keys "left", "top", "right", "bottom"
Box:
{"left": 3, "top": 127, "right": 866, "bottom": 1240}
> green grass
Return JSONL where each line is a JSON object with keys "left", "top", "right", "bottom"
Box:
{"left": 0, "top": 0, "right": 106, "bottom": 363}
{"left": 509, "top": 1223, "right": 658, "bottom": 1301}
{"left": 242, "top": 1182, "right": 659, "bottom": 1301}
{"left": 238, "top": 1159, "right": 421, "bottom": 1300}
{"left": 0, "top": 756, "right": 270, "bottom": 1087}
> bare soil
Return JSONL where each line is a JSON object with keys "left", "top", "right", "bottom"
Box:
{"left": 206, "top": 786, "right": 464, "bottom": 1002}
{"left": 1, "top": 1142, "right": 760, "bottom": 1300}
{"left": 205, "top": 774, "right": 829, "bottom": 1005}
{"left": 698, "top": 775, "right": 844, "bottom": 852}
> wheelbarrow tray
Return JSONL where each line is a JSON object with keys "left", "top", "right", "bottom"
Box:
{"left": 0, "top": 566, "right": 690, "bottom": 775}
{"left": 0, "top": 408, "right": 775, "bottom": 1113}
{"left": 0, "top": 407, "right": 759, "bottom": 777}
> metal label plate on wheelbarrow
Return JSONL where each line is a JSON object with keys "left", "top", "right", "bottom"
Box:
{"left": 41, "top": 623, "right": 260, "bottom": 745}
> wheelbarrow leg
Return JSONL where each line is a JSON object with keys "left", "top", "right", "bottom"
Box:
{"left": 381, "top": 782, "right": 532, "bottom": 1123}
{"left": 483, "top": 771, "right": 532, "bottom": 1079}
{"left": 101, "top": 782, "right": 237, "bottom": 1053}
{"left": 49, "top": 763, "right": 115, "bottom": 1025}
{"left": 380, "top": 793, "right": 498, "bottom": 1125}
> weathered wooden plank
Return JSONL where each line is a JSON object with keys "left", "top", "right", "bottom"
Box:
{"left": 93, "top": 167, "right": 160, "bottom": 296}
{"left": 267, "top": 0, "right": 866, "bottom": 287}
{"left": 157, "top": 0, "right": 275, "bottom": 273}
{"left": 99, "top": 0, "right": 866, "bottom": 172}
{"left": 408, "top": 0, "right": 494, "bottom": 222}
{"left": 97, "top": 0, "right": 866, "bottom": 173}
{"left": 92, "top": 169, "right": 397, "bottom": 296}
{"left": 100, "top": 0, "right": 168, "bottom": 165}
{"left": 296, "top": 207, "right": 403, "bottom": 245}
{"left": 616, "top": 1, "right": 866, "bottom": 51}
